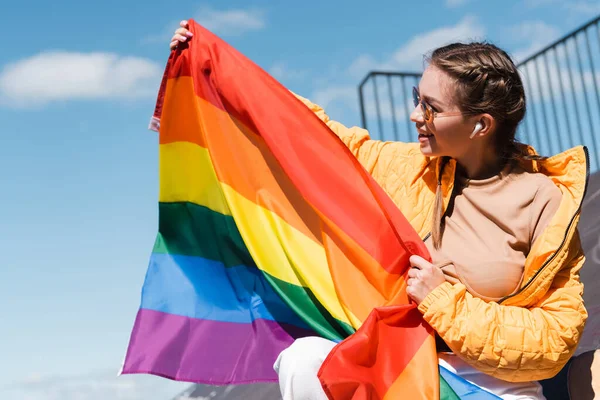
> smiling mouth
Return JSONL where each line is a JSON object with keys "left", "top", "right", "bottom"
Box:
{"left": 418, "top": 133, "right": 433, "bottom": 138}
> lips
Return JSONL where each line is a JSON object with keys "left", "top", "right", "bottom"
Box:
{"left": 418, "top": 132, "right": 433, "bottom": 143}
{"left": 416, "top": 126, "right": 432, "bottom": 136}
{"left": 416, "top": 124, "right": 433, "bottom": 141}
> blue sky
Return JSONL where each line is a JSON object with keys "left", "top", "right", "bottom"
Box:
{"left": 1, "top": 1, "right": 599, "bottom": 399}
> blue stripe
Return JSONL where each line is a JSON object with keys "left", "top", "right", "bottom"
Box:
{"left": 140, "top": 253, "right": 309, "bottom": 329}
{"left": 440, "top": 365, "right": 502, "bottom": 399}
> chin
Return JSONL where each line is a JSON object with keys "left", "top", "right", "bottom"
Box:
{"left": 418, "top": 143, "right": 436, "bottom": 157}
{"left": 418, "top": 137, "right": 449, "bottom": 158}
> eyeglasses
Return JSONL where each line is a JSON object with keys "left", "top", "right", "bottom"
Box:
{"left": 412, "top": 86, "right": 470, "bottom": 125}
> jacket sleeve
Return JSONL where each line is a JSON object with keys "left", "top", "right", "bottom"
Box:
{"left": 293, "top": 94, "right": 416, "bottom": 175}
{"left": 418, "top": 234, "right": 588, "bottom": 382}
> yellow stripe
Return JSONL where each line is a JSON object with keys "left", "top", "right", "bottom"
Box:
{"left": 160, "top": 141, "right": 230, "bottom": 216}
{"left": 159, "top": 141, "right": 357, "bottom": 327}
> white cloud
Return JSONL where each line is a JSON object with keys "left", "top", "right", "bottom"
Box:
{"left": 195, "top": 6, "right": 266, "bottom": 36}
{"left": 268, "top": 62, "right": 307, "bottom": 83}
{"left": 347, "top": 15, "right": 485, "bottom": 79}
{"left": 509, "top": 21, "right": 561, "bottom": 40}
{"left": 445, "top": 0, "right": 470, "bottom": 7}
{"left": 144, "top": 7, "right": 266, "bottom": 45}
{"left": 508, "top": 21, "right": 561, "bottom": 62}
{"left": 311, "top": 85, "right": 357, "bottom": 112}
{"left": 347, "top": 55, "right": 379, "bottom": 79}
{"left": 386, "top": 15, "right": 485, "bottom": 69}
{"left": 307, "top": 85, "right": 360, "bottom": 128}
{"left": 0, "top": 370, "right": 187, "bottom": 400}
{"left": 0, "top": 51, "right": 162, "bottom": 107}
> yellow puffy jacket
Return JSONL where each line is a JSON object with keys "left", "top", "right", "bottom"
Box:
{"left": 296, "top": 95, "right": 589, "bottom": 383}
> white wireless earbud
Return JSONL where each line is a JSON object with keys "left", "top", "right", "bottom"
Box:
{"left": 470, "top": 122, "right": 483, "bottom": 139}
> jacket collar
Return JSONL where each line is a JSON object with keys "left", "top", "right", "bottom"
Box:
{"left": 428, "top": 145, "right": 589, "bottom": 220}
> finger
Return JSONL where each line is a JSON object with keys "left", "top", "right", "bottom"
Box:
{"left": 409, "top": 255, "right": 432, "bottom": 270}
{"left": 174, "top": 34, "right": 188, "bottom": 43}
{"left": 407, "top": 278, "right": 417, "bottom": 287}
{"left": 407, "top": 268, "right": 420, "bottom": 279}
{"left": 169, "top": 40, "right": 178, "bottom": 50}
{"left": 175, "top": 27, "right": 193, "bottom": 37}
{"left": 180, "top": 20, "right": 188, "bottom": 28}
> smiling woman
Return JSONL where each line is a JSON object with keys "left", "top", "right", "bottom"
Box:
{"left": 166, "top": 22, "right": 588, "bottom": 400}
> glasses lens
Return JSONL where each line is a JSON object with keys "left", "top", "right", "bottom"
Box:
{"left": 413, "top": 87, "right": 434, "bottom": 123}
{"left": 412, "top": 87, "right": 419, "bottom": 108}
{"left": 423, "top": 103, "right": 432, "bottom": 122}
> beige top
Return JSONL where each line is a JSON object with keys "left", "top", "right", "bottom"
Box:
{"left": 425, "top": 162, "right": 563, "bottom": 302}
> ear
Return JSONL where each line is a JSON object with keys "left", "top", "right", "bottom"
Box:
{"left": 471, "top": 114, "right": 495, "bottom": 139}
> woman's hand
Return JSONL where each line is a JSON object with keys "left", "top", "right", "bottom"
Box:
{"left": 170, "top": 20, "right": 194, "bottom": 50}
{"left": 406, "top": 255, "right": 446, "bottom": 305}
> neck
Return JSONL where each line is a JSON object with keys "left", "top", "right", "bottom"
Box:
{"left": 455, "top": 147, "right": 504, "bottom": 180}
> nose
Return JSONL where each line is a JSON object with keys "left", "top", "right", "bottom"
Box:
{"left": 410, "top": 104, "right": 424, "bottom": 124}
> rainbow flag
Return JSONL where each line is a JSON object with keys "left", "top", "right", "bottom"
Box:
{"left": 122, "top": 20, "right": 501, "bottom": 400}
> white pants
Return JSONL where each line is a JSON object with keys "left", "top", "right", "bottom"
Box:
{"left": 273, "top": 337, "right": 546, "bottom": 400}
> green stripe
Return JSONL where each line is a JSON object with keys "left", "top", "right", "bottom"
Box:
{"left": 153, "top": 202, "right": 252, "bottom": 267}
{"left": 153, "top": 201, "right": 354, "bottom": 340}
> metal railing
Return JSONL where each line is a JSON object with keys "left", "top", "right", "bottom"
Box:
{"left": 358, "top": 15, "right": 600, "bottom": 172}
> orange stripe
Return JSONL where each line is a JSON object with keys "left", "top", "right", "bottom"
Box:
{"left": 383, "top": 334, "right": 439, "bottom": 400}
{"left": 321, "top": 215, "right": 406, "bottom": 322}
{"left": 158, "top": 75, "right": 208, "bottom": 147}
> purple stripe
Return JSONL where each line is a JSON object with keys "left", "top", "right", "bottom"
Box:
{"left": 122, "top": 308, "right": 313, "bottom": 385}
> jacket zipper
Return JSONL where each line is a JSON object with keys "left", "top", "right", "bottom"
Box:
{"left": 498, "top": 146, "right": 590, "bottom": 304}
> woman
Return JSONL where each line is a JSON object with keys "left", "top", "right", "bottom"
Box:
{"left": 170, "top": 21, "right": 588, "bottom": 400}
